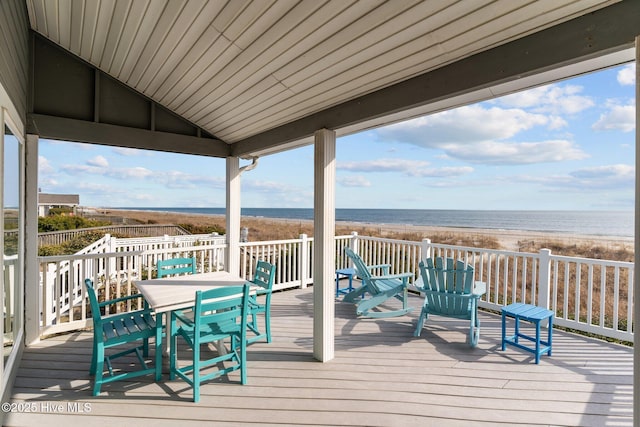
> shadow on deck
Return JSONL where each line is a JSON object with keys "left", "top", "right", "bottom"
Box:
{"left": 5, "top": 288, "right": 633, "bottom": 426}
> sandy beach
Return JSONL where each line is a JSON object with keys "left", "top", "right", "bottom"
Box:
{"left": 90, "top": 208, "right": 634, "bottom": 255}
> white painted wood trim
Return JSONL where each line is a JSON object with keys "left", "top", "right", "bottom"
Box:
{"left": 313, "top": 128, "right": 336, "bottom": 362}
{"left": 24, "top": 134, "right": 39, "bottom": 346}
{"left": 226, "top": 157, "right": 241, "bottom": 275}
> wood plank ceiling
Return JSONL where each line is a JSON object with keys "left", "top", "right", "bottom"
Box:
{"left": 26, "top": 0, "right": 621, "bottom": 155}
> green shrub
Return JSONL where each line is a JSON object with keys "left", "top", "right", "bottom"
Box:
{"left": 38, "top": 215, "right": 110, "bottom": 232}
{"left": 178, "top": 223, "right": 225, "bottom": 235}
{"left": 38, "top": 231, "right": 109, "bottom": 256}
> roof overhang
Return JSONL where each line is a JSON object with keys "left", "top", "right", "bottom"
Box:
{"left": 25, "top": 0, "right": 639, "bottom": 158}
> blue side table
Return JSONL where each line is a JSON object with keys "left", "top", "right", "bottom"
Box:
{"left": 501, "top": 303, "right": 554, "bottom": 364}
{"left": 335, "top": 268, "right": 355, "bottom": 297}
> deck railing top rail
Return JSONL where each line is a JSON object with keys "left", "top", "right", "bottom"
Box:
{"left": 34, "top": 232, "right": 634, "bottom": 343}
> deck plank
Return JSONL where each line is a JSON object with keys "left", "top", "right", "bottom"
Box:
{"left": 4, "top": 288, "right": 633, "bottom": 426}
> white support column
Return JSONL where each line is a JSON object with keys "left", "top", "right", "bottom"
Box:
{"left": 633, "top": 34, "right": 639, "bottom": 427}
{"left": 313, "top": 128, "right": 336, "bottom": 362}
{"left": 24, "top": 134, "right": 40, "bottom": 345}
{"left": 226, "top": 157, "right": 241, "bottom": 275}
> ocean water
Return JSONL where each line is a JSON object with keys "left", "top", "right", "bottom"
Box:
{"left": 122, "top": 208, "right": 634, "bottom": 238}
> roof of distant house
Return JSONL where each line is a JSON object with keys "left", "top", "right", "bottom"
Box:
{"left": 38, "top": 193, "right": 79, "bottom": 205}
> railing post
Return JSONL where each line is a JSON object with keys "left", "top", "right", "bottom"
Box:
{"left": 300, "top": 234, "right": 308, "bottom": 289}
{"left": 421, "top": 238, "right": 431, "bottom": 260}
{"left": 349, "top": 231, "right": 358, "bottom": 254}
{"left": 537, "top": 248, "right": 552, "bottom": 309}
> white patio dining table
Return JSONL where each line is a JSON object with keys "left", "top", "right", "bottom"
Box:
{"left": 134, "top": 271, "right": 253, "bottom": 356}
{"left": 134, "top": 271, "right": 251, "bottom": 314}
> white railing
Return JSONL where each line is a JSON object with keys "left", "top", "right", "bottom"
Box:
{"left": 38, "top": 224, "right": 190, "bottom": 246}
{"left": 3, "top": 254, "right": 18, "bottom": 336}
{"left": 38, "top": 250, "right": 143, "bottom": 337}
{"left": 420, "top": 240, "right": 634, "bottom": 343}
{"left": 35, "top": 232, "right": 634, "bottom": 343}
{"left": 114, "top": 233, "right": 227, "bottom": 275}
{"left": 239, "top": 234, "right": 313, "bottom": 290}
{"left": 350, "top": 235, "right": 423, "bottom": 283}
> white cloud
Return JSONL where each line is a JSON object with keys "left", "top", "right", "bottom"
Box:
{"left": 76, "top": 182, "right": 120, "bottom": 192}
{"left": 515, "top": 164, "right": 634, "bottom": 190}
{"left": 547, "top": 115, "right": 568, "bottom": 130}
{"left": 379, "top": 105, "right": 548, "bottom": 145}
{"left": 87, "top": 155, "right": 109, "bottom": 167}
{"left": 338, "top": 175, "right": 371, "bottom": 187}
{"left": 112, "top": 147, "right": 152, "bottom": 156}
{"left": 617, "top": 63, "right": 636, "bottom": 86}
{"left": 38, "top": 156, "right": 54, "bottom": 174}
{"left": 38, "top": 177, "right": 58, "bottom": 187}
{"left": 118, "top": 167, "right": 153, "bottom": 179}
{"left": 337, "top": 159, "right": 473, "bottom": 178}
{"left": 592, "top": 102, "right": 635, "bottom": 132}
{"left": 338, "top": 158, "right": 430, "bottom": 173}
{"left": 570, "top": 164, "right": 634, "bottom": 182}
{"left": 495, "top": 84, "right": 594, "bottom": 115}
{"left": 411, "top": 166, "right": 474, "bottom": 177}
{"left": 244, "top": 179, "right": 295, "bottom": 193}
{"left": 445, "top": 140, "right": 588, "bottom": 165}
{"left": 375, "top": 101, "right": 592, "bottom": 166}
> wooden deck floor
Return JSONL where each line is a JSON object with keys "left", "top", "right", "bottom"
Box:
{"left": 4, "top": 288, "right": 633, "bottom": 426}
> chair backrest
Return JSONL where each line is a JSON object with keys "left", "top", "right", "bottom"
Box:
{"left": 419, "top": 257, "right": 474, "bottom": 315}
{"left": 193, "top": 284, "right": 250, "bottom": 335}
{"left": 344, "top": 247, "right": 372, "bottom": 281}
{"left": 157, "top": 256, "right": 196, "bottom": 278}
{"left": 84, "top": 278, "right": 102, "bottom": 323}
{"left": 251, "top": 260, "right": 276, "bottom": 292}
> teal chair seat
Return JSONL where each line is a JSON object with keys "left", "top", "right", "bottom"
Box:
{"left": 170, "top": 284, "right": 250, "bottom": 402}
{"left": 84, "top": 279, "right": 162, "bottom": 396}
{"left": 247, "top": 260, "right": 276, "bottom": 344}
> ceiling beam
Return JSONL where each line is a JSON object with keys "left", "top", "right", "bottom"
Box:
{"left": 27, "top": 113, "right": 231, "bottom": 157}
{"left": 231, "top": 0, "right": 639, "bottom": 158}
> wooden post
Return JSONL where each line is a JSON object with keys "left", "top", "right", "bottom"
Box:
{"left": 313, "top": 128, "right": 336, "bottom": 362}
{"left": 299, "top": 233, "right": 308, "bottom": 289}
{"left": 421, "top": 238, "right": 432, "bottom": 260}
{"left": 226, "top": 157, "right": 241, "bottom": 275}
{"left": 24, "top": 134, "right": 39, "bottom": 345}
{"left": 537, "top": 249, "right": 552, "bottom": 310}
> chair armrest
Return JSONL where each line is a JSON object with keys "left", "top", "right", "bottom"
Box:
{"left": 98, "top": 293, "right": 147, "bottom": 308}
{"left": 367, "top": 264, "right": 391, "bottom": 274}
{"left": 172, "top": 309, "right": 195, "bottom": 326}
{"left": 472, "top": 281, "right": 487, "bottom": 297}
{"left": 370, "top": 272, "right": 413, "bottom": 282}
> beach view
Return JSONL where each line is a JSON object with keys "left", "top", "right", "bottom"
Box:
{"left": 4, "top": 2, "right": 636, "bottom": 425}
{"left": 77, "top": 207, "right": 633, "bottom": 261}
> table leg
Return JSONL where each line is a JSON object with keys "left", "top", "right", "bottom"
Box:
{"left": 501, "top": 311, "right": 506, "bottom": 351}
{"left": 548, "top": 316, "right": 553, "bottom": 357}
{"left": 535, "top": 320, "right": 541, "bottom": 364}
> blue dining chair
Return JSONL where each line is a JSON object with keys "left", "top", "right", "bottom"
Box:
{"left": 84, "top": 279, "right": 162, "bottom": 396}
{"left": 247, "top": 260, "right": 276, "bottom": 344}
{"left": 170, "top": 284, "right": 250, "bottom": 402}
{"left": 157, "top": 256, "right": 197, "bottom": 278}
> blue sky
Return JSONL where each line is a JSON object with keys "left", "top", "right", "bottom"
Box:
{"left": 38, "top": 62, "right": 636, "bottom": 211}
